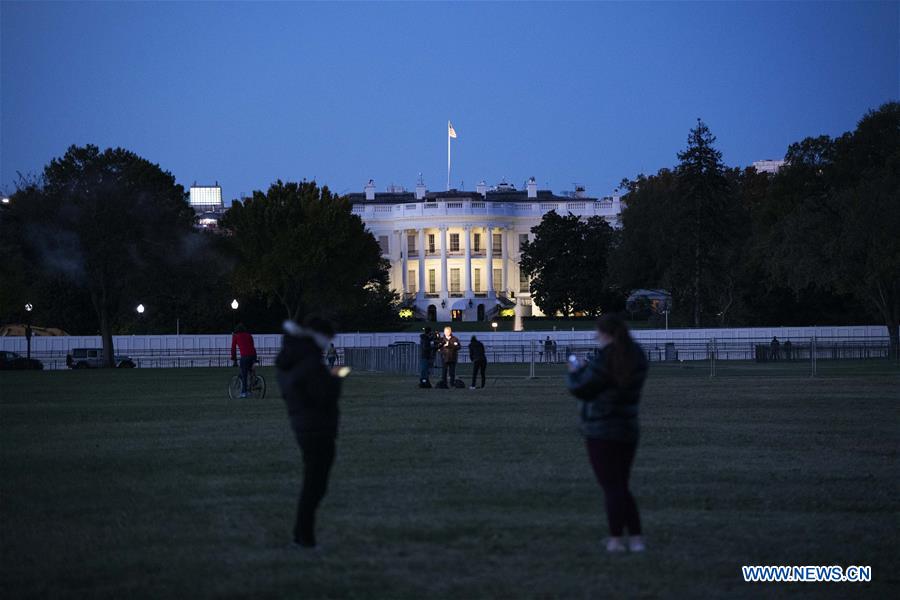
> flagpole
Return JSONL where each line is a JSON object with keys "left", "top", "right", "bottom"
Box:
{"left": 447, "top": 122, "right": 451, "bottom": 191}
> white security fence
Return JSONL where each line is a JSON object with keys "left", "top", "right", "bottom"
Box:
{"left": 1, "top": 326, "right": 897, "bottom": 374}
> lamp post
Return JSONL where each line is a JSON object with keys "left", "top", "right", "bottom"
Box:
{"left": 491, "top": 320, "right": 498, "bottom": 333}
{"left": 230, "top": 299, "right": 239, "bottom": 331}
{"left": 24, "top": 303, "right": 33, "bottom": 359}
{"left": 136, "top": 304, "right": 145, "bottom": 335}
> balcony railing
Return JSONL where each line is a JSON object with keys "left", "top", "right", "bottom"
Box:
{"left": 351, "top": 198, "right": 620, "bottom": 220}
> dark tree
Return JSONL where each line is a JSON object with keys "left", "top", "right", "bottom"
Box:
{"left": 673, "top": 119, "right": 739, "bottom": 326}
{"left": 8, "top": 145, "right": 196, "bottom": 366}
{"left": 520, "top": 211, "right": 619, "bottom": 317}
{"left": 220, "top": 181, "right": 396, "bottom": 326}
{"left": 764, "top": 103, "right": 900, "bottom": 355}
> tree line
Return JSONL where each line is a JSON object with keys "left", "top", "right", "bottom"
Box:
{"left": 519, "top": 102, "right": 898, "bottom": 352}
{"left": 0, "top": 147, "right": 395, "bottom": 366}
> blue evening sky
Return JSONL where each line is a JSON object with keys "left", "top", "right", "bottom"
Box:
{"left": 2, "top": 1, "right": 897, "bottom": 202}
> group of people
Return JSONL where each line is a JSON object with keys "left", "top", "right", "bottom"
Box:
{"left": 265, "top": 313, "right": 648, "bottom": 554}
{"left": 419, "top": 326, "right": 488, "bottom": 389}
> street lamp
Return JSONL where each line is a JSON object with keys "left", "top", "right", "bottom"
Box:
{"left": 230, "top": 299, "right": 239, "bottom": 331}
{"left": 136, "top": 304, "right": 145, "bottom": 315}
{"left": 491, "top": 321, "right": 498, "bottom": 332}
{"left": 24, "top": 303, "right": 33, "bottom": 360}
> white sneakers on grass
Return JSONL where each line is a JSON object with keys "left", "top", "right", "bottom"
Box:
{"left": 605, "top": 535, "right": 645, "bottom": 553}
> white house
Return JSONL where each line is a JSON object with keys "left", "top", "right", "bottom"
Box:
{"left": 348, "top": 177, "right": 622, "bottom": 322}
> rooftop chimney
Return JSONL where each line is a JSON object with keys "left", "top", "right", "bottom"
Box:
{"left": 476, "top": 180, "right": 487, "bottom": 197}
{"left": 364, "top": 179, "right": 376, "bottom": 201}
{"left": 415, "top": 174, "right": 426, "bottom": 200}
{"left": 527, "top": 177, "right": 537, "bottom": 199}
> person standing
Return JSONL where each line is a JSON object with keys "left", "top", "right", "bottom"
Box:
{"left": 544, "top": 336, "right": 553, "bottom": 363}
{"left": 276, "top": 316, "right": 342, "bottom": 549}
{"left": 469, "top": 335, "right": 487, "bottom": 389}
{"left": 419, "top": 327, "right": 435, "bottom": 385}
{"left": 438, "top": 326, "right": 461, "bottom": 388}
{"left": 230, "top": 324, "right": 258, "bottom": 399}
{"left": 325, "top": 343, "right": 338, "bottom": 369}
{"left": 567, "top": 314, "right": 649, "bottom": 553}
{"left": 770, "top": 336, "right": 781, "bottom": 361}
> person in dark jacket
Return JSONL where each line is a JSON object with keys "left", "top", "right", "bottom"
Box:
{"left": 567, "top": 314, "right": 649, "bottom": 553}
{"left": 438, "top": 326, "right": 461, "bottom": 387}
{"left": 469, "top": 335, "right": 487, "bottom": 389}
{"left": 419, "top": 327, "right": 434, "bottom": 384}
{"left": 276, "top": 316, "right": 342, "bottom": 549}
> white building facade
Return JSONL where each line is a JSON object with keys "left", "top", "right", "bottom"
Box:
{"left": 350, "top": 178, "right": 622, "bottom": 322}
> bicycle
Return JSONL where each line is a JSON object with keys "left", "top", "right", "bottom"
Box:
{"left": 228, "top": 361, "right": 267, "bottom": 400}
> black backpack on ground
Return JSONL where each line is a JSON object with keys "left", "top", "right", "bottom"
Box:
{"left": 419, "top": 378, "right": 432, "bottom": 389}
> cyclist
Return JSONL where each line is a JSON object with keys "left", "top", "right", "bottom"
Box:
{"left": 231, "top": 324, "right": 258, "bottom": 398}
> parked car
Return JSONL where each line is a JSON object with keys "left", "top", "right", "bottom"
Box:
{"left": 66, "top": 348, "right": 136, "bottom": 369}
{"left": 0, "top": 350, "right": 44, "bottom": 370}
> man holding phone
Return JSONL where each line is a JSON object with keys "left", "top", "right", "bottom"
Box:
{"left": 438, "top": 326, "right": 461, "bottom": 388}
{"left": 276, "top": 315, "right": 347, "bottom": 549}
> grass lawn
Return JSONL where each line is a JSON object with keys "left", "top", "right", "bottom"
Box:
{"left": 1, "top": 364, "right": 898, "bottom": 598}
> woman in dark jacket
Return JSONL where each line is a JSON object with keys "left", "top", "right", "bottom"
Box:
{"left": 276, "top": 316, "right": 342, "bottom": 549}
{"left": 567, "top": 314, "right": 648, "bottom": 553}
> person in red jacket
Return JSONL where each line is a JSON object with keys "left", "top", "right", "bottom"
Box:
{"left": 231, "top": 324, "right": 258, "bottom": 398}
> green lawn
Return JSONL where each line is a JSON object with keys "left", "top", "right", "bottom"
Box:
{"left": 1, "top": 365, "right": 898, "bottom": 598}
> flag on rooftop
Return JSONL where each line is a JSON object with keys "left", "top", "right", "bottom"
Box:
{"left": 448, "top": 121, "right": 457, "bottom": 138}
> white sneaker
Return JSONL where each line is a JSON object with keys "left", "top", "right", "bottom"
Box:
{"left": 469, "top": 386, "right": 476, "bottom": 390}
{"left": 605, "top": 537, "right": 626, "bottom": 553}
{"left": 628, "top": 536, "right": 646, "bottom": 552}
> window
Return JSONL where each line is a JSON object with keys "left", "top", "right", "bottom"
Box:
{"left": 408, "top": 270, "right": 416, "bottom": 294}
{"left": 473, "top": 268, "right": 481, "bottom": 292}
{"left": 519, "top": 233, "right": 529, "bottom": 248}
{"left": 519, "top": 269, "right": 530, "bottom": 293}
{"left": 378, "top": 235, "right": 389, "bottom": 255}
{"left": 473, "top": 233, "right": 481, "bottom": 252}
{"left": 450, "top": 268, "right": 461, "bottom": 294}
{"left": 428, "top": 269, "right": 436, "bottom": 293}
{"left": 449, "top": 233, "right": 460, "bottom": 252}
{"left": 428, "top": 234, "right": 436, "bottom": 254}
{"left": 408, "top": 234, "right": 416, "bottom": 255}
{"left": 493, "top": 268, "right": 502, "bottom": 291}
{"left": 492, "top": 233, "right": 502, "bottom": 253}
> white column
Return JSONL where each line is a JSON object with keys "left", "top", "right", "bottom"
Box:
{"left": 486, "top": 224, "right": 494, "bottom": 295}
{"left": 500, "top": 226, "right": 508, "bottom": 297}
{"left": 440, "top": 226, "right": 448, "bottom": 298}
{"left": 399, "top": 230, "right": 408, "bottom": 294}
{"left": 418, "top": 228, "right": 426, "bottom": 298}
{"left": 464, "top": 225, "right": 472, "bottom": 297}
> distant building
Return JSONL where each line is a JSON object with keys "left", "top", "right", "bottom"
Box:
{"left": 349, "top": 177, "right": 622, "bottom": 322}
{"left": 189, "top": 184, "right": 225, "bottom": 229}
{"left": 752, "top": 159, "right": 785, "bottom": 174}
{"left": 189, "top": 184, "right": 223, "bottom": 212}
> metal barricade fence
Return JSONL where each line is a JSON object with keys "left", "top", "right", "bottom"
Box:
{"left": 344, "top": 344, "right": 419, "bottom": 375}
{"left": 5, "top": 335, "right": 897, "bottom": 376}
